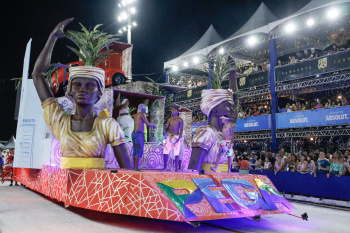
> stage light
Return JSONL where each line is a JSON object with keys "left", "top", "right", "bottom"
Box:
{"left": 338, "top": 95, "right": 342, "bottom": 99}
{"left": 121, "top": 0, "right": 127, "bottom": 6}
{"left": 117, "top": 16, "right": 121, "bottom": 22}
{"left": 128, "top": 25, "right": 132, "bottom": 28}
{"left": 118, "top": 4, "right": 122, "bottom": 7}
{"left": 244, "top": 140, "right": 247, "bottom": 143}
{"left": 123, "top": 27, "right": 127, "bottom": 31}
{"left": 219, "top": 48, "right": 224, "bottom": 54}
{"left": 247, "top": 36, "right": 257, "bottom": 46}
{"left": 120, "top": 12, "right": 128, "bottom": 20}
{"left": 118, "top": 30, "right": 123, "bottom": 34}
{"left": 327, "top": 8, "right": 339, "bottom": 20}
{"left": 193, "top": 57, "right": 199, "bottom": 64}
{"left": 130, "top": 7, "right": 136, "bottom": 14}
{"left": 132, "top": 21, "right": 137, "bottom": 26}
{"left": 183, "top": 62, "right": 188, "bottom": 67}
{"left": 306, "top": 18, "right": 314, "bottom": 27}
{"left": 172, "top": 66, "right": 178, "bottom": 72}
{"left": 285, "top": 23, "right": 296, "bottom": 33}
{"left": 310, "top": 137, "right": 314, "bottom": 141}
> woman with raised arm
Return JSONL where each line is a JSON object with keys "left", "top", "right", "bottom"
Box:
{"left": 32, "top": 19, "right": 132, "bottom": 170}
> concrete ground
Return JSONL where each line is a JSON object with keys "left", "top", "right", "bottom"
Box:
{"left": 0, "top": 181, "right": 348, "bottom": 233}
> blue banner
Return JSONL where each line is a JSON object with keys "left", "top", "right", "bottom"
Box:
{"left": 235, "top": 115, "right": 271, "bottom": 132}
{"left": 192, "top": 122, "right": 208, "bottom": 134}
{"left": 277, "top": 106, "right": 350, "bottom": 129}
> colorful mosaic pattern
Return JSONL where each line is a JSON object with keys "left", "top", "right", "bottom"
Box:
{"left": 14, "top": 167, "right": 294, "bottom": 222}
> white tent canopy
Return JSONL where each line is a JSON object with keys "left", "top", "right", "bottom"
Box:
{"left": 164, "top": 25, "right": 223, "bottom": 69}
{"left": 5, "top": 136, "right": 16, "bottom": 149}
{"left": 229, "top": 2, "right": 278, "bottom": 38}
{"left": 164, "top": 0, "right": 350, "bottom": 69}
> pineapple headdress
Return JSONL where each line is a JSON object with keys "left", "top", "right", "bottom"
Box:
{"left": 64, "top": 24, "right": 118, "bottom": 102}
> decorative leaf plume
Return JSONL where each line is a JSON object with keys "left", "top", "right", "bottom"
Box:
{"left": 202, "top": 47, "right": 236, "bottom": 89}
{"left": 65, "top": 23, "right": 119, "bottom": 67}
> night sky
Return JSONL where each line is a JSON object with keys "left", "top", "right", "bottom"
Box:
{"left": 0, "top": 0, "right": 310, "bottom": 140}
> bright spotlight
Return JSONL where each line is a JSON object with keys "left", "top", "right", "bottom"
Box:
{"left": 327, "top": 8, "right": 339, "bottom": 20}
{"left": 120, "top": 12, "right": 128, "bottom": 20}
{"left": 130, "top": 7, "right": 136, "bottom": 14}
{"left": 306, "top": 18, "right": 314, "bottom": 27}
{"left": 247, "top": 36, "right": 257, "bottom": 46}
{"left": 285, "top": 23, "right": 296, "bottom": 33}
{"left": 219, "top": 48, "right": 224, "bottom": 54}
{"left": 118, "top": 4, "right": 122, "bottom": 7}
{"left": 118, "top": 30, "right": 123, "bottom": 34}
{"left": 128, "top": 25, "right": 132, "bottom": 28}
{"left": 117, "top": 16, "right": 121, "bottom": 22}
{"left": 310, "top": 137, "right": 314, "bottom": 141}
{"left": 173, "top": 66, "right": 178, "bottom": 72}
{"left": 132, "top": 21, "right": 137, "bottom": 26}
{"left": 338, "top": 95, "right": 342, "bottom": 99}
{"left": 121, "top": 0, "right": 127, "bottom": 6}
{"left": 193, "top": 57, "right": 199, "bottom": 64}
{"left": 183, "top": 62, "right": 188, "bottom": 67}
{"left": 123, "top": 27, "right": 127, "bottom": 31}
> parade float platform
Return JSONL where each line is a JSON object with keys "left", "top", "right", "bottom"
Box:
{"left": 13, "top": 166, "right": 295, "bottom": 222}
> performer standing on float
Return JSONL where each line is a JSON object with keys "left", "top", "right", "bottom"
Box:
{"left": 189, "top": 89, "right": 235, "bottom": 171}
{"left": 116, "top": 93, "right": 134, "bottom": 142}
{"left": 210, "top": 116, "right": 235, "bottom": 173}
{"left": 132, "top": 104, "right": 156, "bottom": 171}
{"left": 32, "top": 18, "right": 132, "bottom": 170}
{"left": 137, "top": 99, "right": 149, "bottom": 141}
{"left": 162, "top": 106, "right": 184, "bottom": 172}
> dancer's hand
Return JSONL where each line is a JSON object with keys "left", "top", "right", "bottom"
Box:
{"left": 51, "top": 18, "right": 74, "bottom": 38}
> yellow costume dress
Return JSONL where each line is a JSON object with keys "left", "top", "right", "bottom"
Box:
{"left": 42, "top": 98, "right": 126, "bottom": 169}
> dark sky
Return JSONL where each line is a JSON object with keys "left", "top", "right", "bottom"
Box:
{"left": 0, "top": 0, "right": 310, "bottom": 140}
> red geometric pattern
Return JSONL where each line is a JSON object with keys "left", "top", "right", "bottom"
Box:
{"left": 14, "top": 166, "right": 293, "bottom": 222}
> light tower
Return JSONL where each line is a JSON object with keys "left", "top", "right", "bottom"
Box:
{"left": 117, "top": 0, "right": 137, "bottom": 44}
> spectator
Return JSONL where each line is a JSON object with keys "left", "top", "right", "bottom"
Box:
{"left": 344, "top": 154, "right": 350, "bottom": 176}
{"left": 287, "top": 153, "right": 298, "bottom": 172}
{"left": 296, "top": 155, "right": 308, "bottom": 173}
{"left": 309, "top": 48, "right": 319, "bottom": 59}
{"left": 314, "top": 100, "right": 323, "bottom": 109}
{"left": 336, "top": 98, "right": 342, "bottom": 107}
{"left": 306, "top": 154, "right": 316, "bottom": 175}
{"left": 296, "top": 52, "right": 303, "bottom": 61}
{"left": 236, "top": 156, "right": 251, "bottom": 171}
{"left": 314, "top": 152, "right": 331, "bottom": 177}
{"left": 275, "top": 60, "right": 282, "bottom": 68}
{"left": 261, "top": 157, "right": 273, "bottom": 171}
{"left": 329, "top": 151, "right": 345, "bottom": 177}
{"left": 274, "top": 150, "right": 286, "bottom": 175}
{"left": 303, "top": 49, "right": 310, "bottom": 60}
{"left": 342, "top": 98, "right": 349, "bottom": 106}
{"left": 324, "top": 99, "right": 332, "bottom": 108}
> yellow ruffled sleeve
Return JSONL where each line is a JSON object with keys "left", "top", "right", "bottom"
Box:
{"left": 41, "top": 98, "right": 67, "bottom": 140}
{"left": 192, "top": 126, "right": 215, "bottom": 151}
{"left": 101, "top": 117, "right": 126, "bottom": 147}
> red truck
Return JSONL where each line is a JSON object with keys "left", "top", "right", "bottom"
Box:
{"left": 51, "top": 42, "right": 132, "bottom": 95}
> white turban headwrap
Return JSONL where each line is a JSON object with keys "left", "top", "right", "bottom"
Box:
{"left": 121, "top": 98, "right": 128, "bottom": 105}
{"left": 200, "top": 89, "right": 234, "bottom": 117}
{"left": 65, "top": 66, "right": 105, "bottom": 103}
{"left": 138, "top": 104, "right": 145, "bottom": 112}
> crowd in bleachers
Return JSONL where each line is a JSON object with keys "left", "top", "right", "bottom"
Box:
{"left": 233, "top": 149, "right": 350, "bottom": 177}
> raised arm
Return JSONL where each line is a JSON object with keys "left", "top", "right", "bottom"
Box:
{"left": 115, "top": 93, "right": 121, "bottom": 107}
{"left": 32, "top": 18, "right": 73, "bottom": 102}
